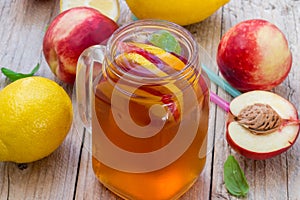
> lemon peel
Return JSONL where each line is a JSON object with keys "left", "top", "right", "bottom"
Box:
{"left": 125, "top": 0, "right": 230, "bottom": 25}
{"left": 0, "top": 77, "right": 73, "bottom": 163}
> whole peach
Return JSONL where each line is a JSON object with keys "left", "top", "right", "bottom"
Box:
{"left": 43, "top": 7, "right": 118, "bottom": 84}
{"left": 217, "top": 19, "right": 292, "bottom": 92}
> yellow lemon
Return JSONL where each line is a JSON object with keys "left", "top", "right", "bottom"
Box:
{"left": 60, "top": 0, "right": 120, "bottom": 21}
{"left": 125, "top": 0, "right": 230, "bottom": 25}
{"left": 0, "top": 77, "right": 73, "bottom": 163}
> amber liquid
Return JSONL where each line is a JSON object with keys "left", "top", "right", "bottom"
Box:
{"left": 91, "top": 72, "right": 209, "bottom": 199}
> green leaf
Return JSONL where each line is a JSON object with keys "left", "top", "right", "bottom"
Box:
{"left": 224, "top": 155, "right": 249, "bottom": 197}
{"left": 148, "top": 30, "right": 182, "bottom": 54}
{"left": 1, "top": 63, "right": 40, "bottom": 82}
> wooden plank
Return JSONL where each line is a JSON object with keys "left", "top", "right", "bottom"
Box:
{"left": 0, "top": 0, "right": 82, "bottom": 199}
{"left": 0, "top": 0, "right": 299, "bottom": 199}
{"left": 182, "top": 8, "right": 224, "bottom": 200}
{"left": 74, "top": 1, "right": 131, "bottom": 199}
{"left": 282, "top": 0, "right": 300, "bottom": 199}
{"left": 211, "top": 0, "right": 300, "bottom": 199}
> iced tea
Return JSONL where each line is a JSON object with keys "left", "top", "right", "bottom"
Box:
{"left": 89, "top": 20, "right": 210, "bottom": 200}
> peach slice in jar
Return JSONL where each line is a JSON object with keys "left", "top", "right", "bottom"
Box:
{"left": 117, "top": 42, "right": 186, "bottom": 71}
{"left": 114, "top": 45, "right": 185, "bottom": 122}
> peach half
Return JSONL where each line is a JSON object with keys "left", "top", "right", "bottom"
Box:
{"left": 226, "top": 90, "right": 299, "bottom": 160}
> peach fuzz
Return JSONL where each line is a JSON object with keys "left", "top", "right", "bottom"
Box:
{"left": 43, "top": 7, "right": 118, "bottom": 84}
{"left": 217, "top": 19, "right": 292, "bottom": 92}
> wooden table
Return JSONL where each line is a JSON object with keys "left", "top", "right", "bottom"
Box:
{"left": 0, "top": 0, "right": 299, "bottom": 199}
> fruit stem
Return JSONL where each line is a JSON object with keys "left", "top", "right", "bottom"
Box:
{"left": 282, "top": 118, "right": 300, "bottom": 126}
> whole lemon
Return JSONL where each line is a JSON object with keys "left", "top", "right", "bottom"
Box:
{"left": 0, "top": 77, "right": 73, "bottom": 163}
{"left": 125, "top": 0, "right": 230, "bottom": 26}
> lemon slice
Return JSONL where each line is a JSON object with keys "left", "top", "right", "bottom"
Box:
{"left": 60, "top": 0, "right": 120, "bottom": 21}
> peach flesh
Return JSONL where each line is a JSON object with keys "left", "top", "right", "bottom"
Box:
{"left": 226, "top": 91, "right": 299, "bottom": 160}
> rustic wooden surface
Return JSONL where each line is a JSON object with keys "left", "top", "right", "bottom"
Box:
{"left": 0, "top": 0, "right": 299, "bottom": 199}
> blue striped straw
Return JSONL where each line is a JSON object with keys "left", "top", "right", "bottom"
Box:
{"left": 202, "top": 64, "right": 241, "bottom": 98}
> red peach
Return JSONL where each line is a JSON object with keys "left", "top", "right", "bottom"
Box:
{"left": 43, "top": 7, "right": 118, "bottom": 84}
{"left": 217, "top": 19, "right": 292, "bottom": 92}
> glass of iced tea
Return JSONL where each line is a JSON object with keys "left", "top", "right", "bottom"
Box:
{"left": 75, "top": 19, "right": 210, "bottom": 200}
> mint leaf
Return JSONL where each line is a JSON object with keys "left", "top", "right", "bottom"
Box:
{"left": 224, "top": 155, "right": 249, "bottom": 197}
{"left": 148, "top": 30, "right": 182, "bottom": 54}
{"left": 1, "top": 63, "right": 40, "bottom": 82}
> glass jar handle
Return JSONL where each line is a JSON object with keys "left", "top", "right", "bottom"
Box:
{"left": 74, "top": 45, "right": 106, "bottom": 132}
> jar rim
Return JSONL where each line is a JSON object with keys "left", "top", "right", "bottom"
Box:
{"left": 105, "top": 19, "right": 200, "bottom": 85}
